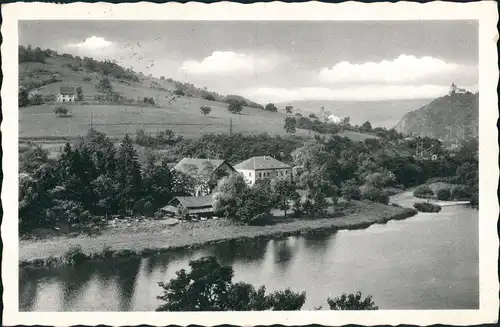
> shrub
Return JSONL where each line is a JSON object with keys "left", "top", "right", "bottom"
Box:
{"left": 361, "top": 185, "right": 389, "bottom": 204}
{"left": 173, "top": 89, "right": 185, "bottom": 96}
{"left": 202, "top": 93, "right": 216, "bottom": 101}
{"left": 200, "top": 106, "right": 212, "bottom": 116}
{"left": 327, "top": 291, "right": 378, "bottom": 310}
{"left": 413, "top": 202, "right": 442, "bottom": 213}
{"left": 82, "top": 76, "right": 92, "bottom": 82}
{"left": 44, "top": 94, "right": 56, "bottom": 102}
{"left": 54, "top": 106, "right": 69, "bottom": 117}
{"left": 228, "top": 101, "right": 243, "bottom": 114}
{"left": 436, "top": 188, "right": 451, "bottom": 201}
{"left": 413, "top": 185, "right": 434, "bottom": 198}
{"left": 62, "top": 245, "right": 87, "bottom": 265}
{"left": 451, "top": 185, "right": 472, "bottom": 200}
{"left": 265, "top": 103, "right": 278, "bottom": 112}
{"left": 309, "top": 113, "right": 317, "bottom": 119}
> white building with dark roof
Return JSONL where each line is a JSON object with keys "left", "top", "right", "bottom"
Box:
{"left": 234, "top": 156, "right": 292, "bottom": 186}
{"left": 57, "top": 86, "right": 76, "bottom": 102}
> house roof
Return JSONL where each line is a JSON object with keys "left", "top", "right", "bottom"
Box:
{"left": 59, "top": 86, "right": 75, "bottom": 95}
{"left": 168, "top": 195, "right": 214, "bottom": 209}
{"left": 171, "top": 158, "right": 233, "bottom": 179}
{"left": 234, "top": 156, "right": 291, "bottom": 170}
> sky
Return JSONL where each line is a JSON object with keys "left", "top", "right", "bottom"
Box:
{"left": 19, "top": 20, "right": 478, "bottom": 103}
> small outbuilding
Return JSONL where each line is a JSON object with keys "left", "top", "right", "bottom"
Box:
{"left": 161, "top": 195, "right": 215, "bottom": 219}
{"left": 57, "top": 86, "right": 76, "bottom": 102}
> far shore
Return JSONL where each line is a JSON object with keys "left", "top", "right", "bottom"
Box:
{"left": 19, "top": 200, "right": 417, "bottom": 266}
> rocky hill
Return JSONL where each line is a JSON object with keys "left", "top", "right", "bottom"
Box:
{"left": 394, "top": 92, "right": 478, "bottom": 141}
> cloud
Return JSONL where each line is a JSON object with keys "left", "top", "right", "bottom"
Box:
{"left": 319, "top": 55, "right": 464, "bottom": 83}
{"left": 66, "top": 36, "right": 113, "bottom": 50}
{"left": 241, "top": 84, "right": 478, "bottom": 103}
{"left": 180, "top": 51, "right": 278, "bottom": 75}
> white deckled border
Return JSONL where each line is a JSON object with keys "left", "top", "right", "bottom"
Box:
{"left": 2, "top": 1, "right": 498, "bottom": 326}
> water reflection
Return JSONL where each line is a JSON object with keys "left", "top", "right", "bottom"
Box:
{"left": 209, "top": 239, "right": 269, "bottom": 266}
{"left": 19, "top": 206, "right": 479, "bottom": 311}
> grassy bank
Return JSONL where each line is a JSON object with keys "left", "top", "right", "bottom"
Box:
{"left": 19, "top": 201, "right": 416, "bottom": 267}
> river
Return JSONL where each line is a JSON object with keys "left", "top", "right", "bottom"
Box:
{"left": 19, "top": 200, "right": 478, "bottom": 311}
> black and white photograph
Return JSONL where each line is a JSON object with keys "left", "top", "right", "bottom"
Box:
{"left": 2, "top": 2, "right": 498, "bottom": 326}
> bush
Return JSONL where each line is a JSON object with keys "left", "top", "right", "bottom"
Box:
{"left": 228, "top": 101, "right": 243, "bottom": 114}
{"left": 202, "top": 93, "right": 216, "bottom": 101}
{"left": 82, "top": 76, "right": 92, "bottom": 82}
{"left": 54, "top": 106, "right": 69, "bottom": 117}
{"left": 200, "top": 106, "right": 212, "bottom": 116}
{"left": 361, "top": 185, "right": 389, "bottom": 204}
{"left": 451, "top": 185, "right": 472, "bottom": 200}
{"left": 173, "top": 89, "right": 185, "bottom": 96}
{"left": 413, "top": 202, "right": 442, "bottom": 213}
{"left": 62, "top": 245, "right": 88, "bottom": 265}
{"left": 413, "top": 185, "right": 434, "bottom": 198}
{"left": 436, "top": 188, "right": 452, "bottom": 201}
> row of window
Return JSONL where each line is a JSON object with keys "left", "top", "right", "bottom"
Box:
{"left": 255, "top": 170, "right": 289, "bottom": 178}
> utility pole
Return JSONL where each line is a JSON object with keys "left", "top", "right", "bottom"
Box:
{"left": 229, "top": 118, "right": 233, "bottom": 136}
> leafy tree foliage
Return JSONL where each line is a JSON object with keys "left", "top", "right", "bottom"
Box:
{"left": 54, "top": 106, "right": 69, "bottom": 116}
{"left": 265, "top": 103, "right": 278, "bottom": 112}
{"left": 156, "top": 256, "right": 306, "bottom": 311}
{"left": 173, "top": 133, "right": 303, "bottom": 165}
{"left": 228, "top": 101, "right": 243, "bottom": 114}
{"left": 284, "top": 117, "right": 297, "bottom": 135}
{"left": 96, "top": 77, "right": 113, "bottom": 94}
{"left": 327, "top": 291, "right": 378, "bottom": 310}
{"left": 76, "top": 86, "right": 84, "bottom": 101}
{"left": 285, "top": 106, "right": 293, "bottom": 114}
{"left": 200, "top": 106, "right": 212, "bottom": 116}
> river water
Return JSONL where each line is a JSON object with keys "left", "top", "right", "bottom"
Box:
{"left": 19, "top": 203, "right": 478, "bottom": 311}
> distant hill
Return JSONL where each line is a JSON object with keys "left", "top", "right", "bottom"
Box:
{"left": 278, "top": 98, "right": 433, "bottom": 128}
{"left": 394, "top": 92, "right": 478, "bottom": 141}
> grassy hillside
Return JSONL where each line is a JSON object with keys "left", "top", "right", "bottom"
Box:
{"left": 19, "top": 47, "right": 378, "bottom": 144}
{"left": 394, "top": 92, "right": 478, "bottom": 141}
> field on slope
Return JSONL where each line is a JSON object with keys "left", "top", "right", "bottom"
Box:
{"left": 20, "top": 54, "right": 310, "bottom": 140}
{"left": 20, "top": 99, "right": 311, "bottom": 140}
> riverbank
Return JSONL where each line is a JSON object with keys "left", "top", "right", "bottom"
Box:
{"left": 19, "top": 201, "right": 417, "bottom": 267}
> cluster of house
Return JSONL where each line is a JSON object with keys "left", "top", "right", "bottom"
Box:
{"left": 161, "top": 156, "right": 293, "bottom": 219}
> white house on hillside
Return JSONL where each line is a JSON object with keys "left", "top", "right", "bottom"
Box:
{"left": 234, "top": 156, "right": 292, "bottom": 186}
{"left": 57, "top": 86, "right": 76, "bottom": 102}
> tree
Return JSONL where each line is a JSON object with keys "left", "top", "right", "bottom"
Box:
{"left": 265, "top": 103, "right": 278, "bottom": 112}
{"left": 308, "top": 113, "right": 317, "bottom": 119}
{"left": 156, "top": 256, "right": 306, "bottom": 311}
{"left": 96, "top": 77, "right": 113, "bottom": 94}
{"left": 160, "top": 76, "right": 165, "bottom": 80}
{"left": 327, "top": 292, "right": 378, "bottom": 310}
{"left": 284, "top": 117, "right": 297, "bottom": 135}
{"left": 361, "top": 185, "right": 389, "bottom": 204}
{"left": 341, "top": 116, "right": 351, "bottom": 127}
{"left": 413, "top": 185, "right": 434, "bottom": 198}
{"left": 76, "top": 86, "right": 84, "bottom": 101}
{"left": 285, "top": 106, "right": 293, "bottom": 114}
{"left": 200, "top": 106, "right": 212, "bottom": 116}
{"left": 272, "top": 179, "right": 300, "bottom": 218}
{"left": 19, "top": 88, "right": 30, "bottom": 107}
{"left": 31, "top": 94, "right": 44, "bottom": 105}
{"left": 213, "top": 174, "right": 250, "bottom": 218}
{"left": 54, "top": 106, "right": 68, "bottom": 117}
{"left": 116, "top": 134, "right": 142, "bottom": 213}
{"left": 360, "top": 121, "right": 373, "bottom": 133}
{"left": 341, "top": 179, "right": 361, "bottom": 201}
{"left": 228, "top": 101, "right": 243, "bottom": 114}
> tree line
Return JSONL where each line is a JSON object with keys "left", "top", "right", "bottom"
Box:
{"left": 19, "top": 130, "right": 195, "bottom": 233}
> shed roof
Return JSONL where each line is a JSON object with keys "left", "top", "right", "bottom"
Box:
{"left": 168, "top": 195, "right": 214, "bottom": 209}
{"left": 234, "top": 156, "right": 290, "bottom": 170}
{"left": 59, "top": 86, "right": 76, "bottom": 95}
